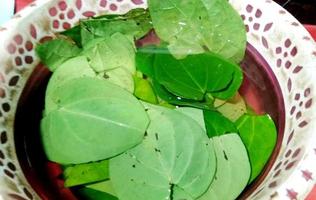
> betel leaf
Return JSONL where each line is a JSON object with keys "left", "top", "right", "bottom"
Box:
{"left": 212, "top": 65, "right": 243, "bottom": 100}
{"left": 97, "top": 67, "right": 135, "bottom": 93}
{"left": 82, "top": 33, "right": 135, "bottom": 74}
{"left": 214, "top": 93, "right": 247, "bottom": 122}
{"left": 86, "top": 180, "right": 117, "bottom": 197}
{"left": 172, "top": 186, "right": 194, "bottom": 200}
{"left": 63, "top": 160, "right": 109, "bottom": 187}
{"left": 81, "top": 33, "right": 136, "bottom": 92}
{"left": 147, "top": 0, "right": 246, "bottom": 62}
{"left": 133, "top": 76, "right": 158, "bottom": 104}
{"left": 135, "top": 47, "right": 156, "bottom": 78}
{"left": 44, "top": 56, "right": 96, "bottom": 115}
{"left": 78, "top": 188, "right": 118, "bottom": 200}
{"left": 235, "top": 114, "right": 277, "bottom": 182}
{"left": 80, "top": 9, "right": 152, "bottom": 46}
{"left": 60, "top": 26, "right": 82, "bottom": 47}
{"left": 154, "top": 52, "right": 239, "bottom": 101}
{"left": 92, "top": 8, "right": 149, "bottom": 20}
{"left": 41, "top": 77, "right": 149, "bottom": 164}
{"left": 135, "top": 45, "right": 170, "bottom": 78}
{"left": 203, "top": 110, "right": 237, "bottom": 138}
{"left": 198, "top": 134, "right": 250, "bottom": 200}
{"left": 152, "top": 79, "right": 213, "bottom": 110}
{"left": 36, "top": 38, "right": 81, "bottom": 71}
{"left": 109, "top": 103, "right": 216, "bottom": 200}
{"left": 176, "top": 107, "right": 206, "bottom": 131}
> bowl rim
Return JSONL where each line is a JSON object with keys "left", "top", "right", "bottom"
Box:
{"left": 0, "top": 0, "right": 316, "bottom": 199}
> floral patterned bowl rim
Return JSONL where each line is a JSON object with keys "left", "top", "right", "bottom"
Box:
{"left": 0, "top": 0, "right": 316, "bottom": 199}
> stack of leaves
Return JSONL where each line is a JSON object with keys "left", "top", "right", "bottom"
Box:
{"left": 37, "top": 1, "right": 277, "bottom": 200}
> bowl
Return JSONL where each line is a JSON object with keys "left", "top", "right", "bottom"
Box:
{"left": 0, "top": 0, "right": 316, "bottom": 199}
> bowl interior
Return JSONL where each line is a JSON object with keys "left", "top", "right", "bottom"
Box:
{"left": 13, "top": 43, "right": 285, "bottom": 199}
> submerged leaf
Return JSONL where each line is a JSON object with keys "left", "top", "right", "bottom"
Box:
{"left": 198, "top": 134, "right": 250, "bottom": 200}
{"left": 78, "top": 187, "right": 118, "bottom": 200}
{"left": 214, "top": 93, "right": 247, "bottom": 122}
{"left": 86, "top": 180, "right": 117, "bottom": 197}
{"left": 98, "top": 67, "right": 135, "bottom": 93}
{"left": 110, "top": 103, "right": 216, "bottom": 200}
{"left": 212, "top": 66, "right": 243, "bottom": 100}
{"left": 82, "top": 33, "right": 135, "bottom": 74}
{"left": 154, "top": 52, "right": 239, "bottom": 101}
{"left": 203, "top": 110, "right": 237, "bottom": 138}
{"left": 135, "top": 47, "right": 156, "bottom": 78}
{"left": 176, "top": 107, "right": 206, "bottom": 131}
{"left": 133, "top": 76, "right": 158, "bottom": 104}
{"left": 63, "top": 160, "right": 109, "bottom": 187}
{"left": 152, "top": 79, "right": 213, "bottom": 110}
{"left": 81, "top": 33, "right": 136, "bottom": 92}
{"left": 45, "top": 56, "right": 96, "bottom": 115}
{"left": 41, "top": 78, "right": 149, "bottom": 164}
{"left": 36, "top": 38, "right": 81, "bottom": 71}
{"left": 80, "top": 9, "right": 152, "bottom": 46}
{"left": 235, "top": 114, "right": 277, "bottom": 182}
{"left": 148, "top": 0, "right": 246, "bottom": 62}
{"left": 61, "top": 26, "right": 82, "bottom": 47}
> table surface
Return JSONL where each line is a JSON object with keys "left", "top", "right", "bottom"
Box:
{"left": 0, "top": 0, "right": 315, "bottom": 200}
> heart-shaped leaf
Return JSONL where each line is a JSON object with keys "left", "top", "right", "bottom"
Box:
{"left": 203, "top": 110, "right": 237, "bottom": 137}
{"left": 45, "top": 56, "right": 96, "bottom": 115}
{"left": 109, "top": 103, "right": 216, "bottom": 200}
{"left": 41, "top": 77, "right": 149, "bottom": 164}
{"left": 36, "top": 38, "right": 81, "bottom": 71}
{"left": 80, "top": 9, "right": 152, "bottom": 47}
{"left": 154, "top": 53, "right": 239, "bottom": 101}
{"left": 214, "top": 93, "right": 247, "bottom": 122}
{"left": 148, "top": 0, "right": 246, "bottom": 62}
{"left": 78, "top": 187, "right": 118, "bottom": 200}
{"left": 176, "top": 107, "right": 206, "bottom": 131}
{"left": 133, "top": 76, "right": 158, "bottom": 104}
{"left": 82, "top": 33, "right": 136, "bottom": 74}
{"left": 235, "top": 114, "right": 277, "bottom": 182}
{"left": 198, "top": 134, "right": 250, "bottom": 200}
{"left": 63, "top": 160, "right": 109, "bottom": 187}
{"left": 86, "top": 180, "right": 117, "bottom": 197}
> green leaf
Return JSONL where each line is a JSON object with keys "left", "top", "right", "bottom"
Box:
{"left": 173, "top": 186, "right": 194, "bottom": 200}
{"left": 36, "top": 38, "right": 81, "bottom": 71}
{"left": 93, "top": 8, "right": 149, "bottom": 20}
{"left": 97, "top": 67, "right": 135, "bottom": 93}
{"left": 110, "top": 103, "right": 216, "bottom": 200}
{"left": 214, "top": 93, "right": 247, "bottom": 122}
{"left": 86, "top": 180, "right": 117, "bottom": 197}
{"left": 81, "top": 33, "right": 136, "bottom": 92}
{"left": 44, "top": 56, "right": 96, "bottom": 115}
{"left": 133, "top": 76, "right": 158, "bottom": 104}
{"left": 80, "top": 9, "right": 152, "bottom": 46}
{"left": 203, "top": 110, "right": 237, "bottom": 138}
{"left": 235, "top": 114, "right": 277, "bottom": 182}
{"left": 212, "top": 65, "right": 243, "bottom": 100}
{"left": 148, "top": 0, "right": 246, "bottom": 62}
{"left": 198, "top": 134, "right": 250, "bottom": 200}
{"left": 41, "top": 77, "right": 149, "bottom": 164}
{"left": 176, "top": 107, "right": 206, "bottom": 131}
{"left": 152, "top": 79, "right": 213, "bottom": 110}
{"left": 78, "top": 188, "right": 118, "bottom": 200}
{"left": 82, "top": 33, "right": 136, "bottom": 74}
{"left": 154, "top": 53, "right": 239, "bottom": 101}
{"left": 60, "top": 26, "right": 82, "bottom": 47}
{"left": 135, "top": 46, "right": 156, "bottom": 78}
{"left": 63, "top": 160, "right": 109, "bottom": 187}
